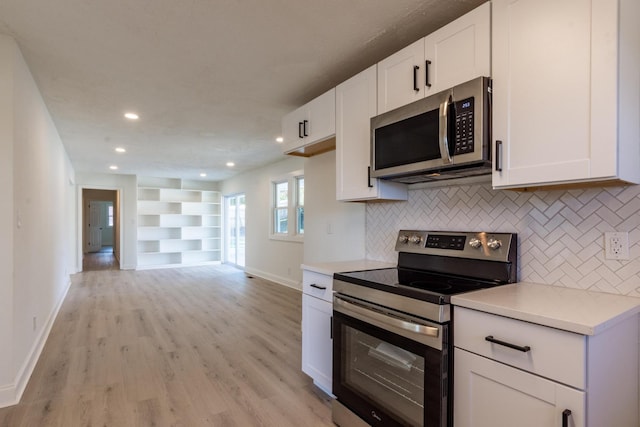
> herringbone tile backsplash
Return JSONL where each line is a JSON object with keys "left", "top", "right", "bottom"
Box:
{"left": 366, "top": 183, "right": 640, "bottom": 297}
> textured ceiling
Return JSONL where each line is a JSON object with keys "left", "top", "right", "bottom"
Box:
{"left": 0, "top": 0, "right": 486, "bottom": 181}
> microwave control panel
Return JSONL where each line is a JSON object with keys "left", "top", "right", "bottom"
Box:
{"left": 454, "top": 97, "right": 474, "bottom": 155}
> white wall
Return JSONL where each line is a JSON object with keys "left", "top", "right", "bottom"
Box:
{"left": 304, "top": 150, "right": 365, "bottom": 263}
{"left": 222, "top": 157, "right": 306, "bottom": 289}
{"left": 0, "top": 35, "right": 77, "bottom": 407}
{"left": 75, "top": 173, "right": 137, "bottom": 270}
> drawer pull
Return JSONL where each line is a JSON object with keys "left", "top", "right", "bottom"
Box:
{"left": 562, "top": 409, "right": 572, "bottom": 427}
{"left": 485, "top": 335, "right": 531, "bottom": 353}
{"left": 310, "top": 284, "right": 327, "bottom": 290}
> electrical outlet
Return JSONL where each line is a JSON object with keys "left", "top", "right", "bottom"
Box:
{"left": 604, "top": 232, "right": 629, "bottom": 260}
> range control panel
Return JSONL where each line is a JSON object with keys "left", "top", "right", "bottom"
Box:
{"left": 425, "top": 234, "right": 466, "bottom": 250}
{"left": 395, "top": 230, "right": 517, "bottom": 262}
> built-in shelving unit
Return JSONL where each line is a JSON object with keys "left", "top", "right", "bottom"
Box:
{"left": 137, "top": 176, "right": 222, "bottom": 269}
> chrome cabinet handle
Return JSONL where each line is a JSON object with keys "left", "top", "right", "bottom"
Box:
{"left": 485, "top": 335, "right": 531, "bottom": 352}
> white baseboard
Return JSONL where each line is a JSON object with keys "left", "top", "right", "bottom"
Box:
{"left": 0, "top": 279, "right": 71, "bottom": 408}
{"left": 244, "top": 267, "right": 302, "bottom": 291}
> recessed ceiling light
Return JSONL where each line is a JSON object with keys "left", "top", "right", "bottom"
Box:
{"left": 276, "top": 136, "right": 284, "bottom": 143}
{"left": 124, "top": 112, "right": 139, "bottom": 120}
{"left": 109, "top": 165, "right": 118, "bottom": 170}
{"left": 115, "top": 147, "right": 126, "bottom": 153}
{"left": 226, "top": 162, "right": 235, "bottom": 167}
{"left": 200, "top": 173, "right": 207, "bottom": 177}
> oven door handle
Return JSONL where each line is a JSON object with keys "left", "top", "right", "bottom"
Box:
{"left": 334, "top": 295, "right": 439, "bottom": 338}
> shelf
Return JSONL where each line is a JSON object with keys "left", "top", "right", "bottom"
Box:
{"left": 137, "top": 252, "right": 182, "bottom": 266}
{"left": 182, "top": 226, "right": 220, "bottom": 239}
{"left": 202, "top": 215, "right": 221, "bottom": 227}
{"left": 182, "top": 251, "right": 220, "bottom": 264}
{"left": 138, "top": 227, "right": 181, "bottom": 240}
{"left": 138, "top": 201, "right": 181, "bottom": 215}
{"left": 160, "top": 239, "right": 202, "bottom": 252}
{"left": 137, "top": 176, "right": 223, "bottom": 269}
{"left": 159, "top": 214, "right": 202, "bottom": 227}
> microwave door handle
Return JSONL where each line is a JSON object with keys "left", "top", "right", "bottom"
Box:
{"left": 439, "top": 98, "right": 452, "bottom": 164}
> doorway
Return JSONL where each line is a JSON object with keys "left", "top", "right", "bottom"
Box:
{"left": 224, "top": 194, "right": 245, "bottom": 267}
{"left": 82, "top": 189, "right": 120, "bottom": 271}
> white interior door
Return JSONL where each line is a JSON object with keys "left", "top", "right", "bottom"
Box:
{"left": 87, "top": 201, "right": 102, "bottom": 252}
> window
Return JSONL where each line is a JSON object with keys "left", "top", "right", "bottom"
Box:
{"left": 271, "top": 171, "right": 304, "bottom": 241}
{"left": 296, "top": 177, "right": 304, "bottom": 235}
{"left": 274, "top": 181, "right": 289, "bottom": 234}
{"left": 108, "top": 204, "right": 114, "bottom": 227}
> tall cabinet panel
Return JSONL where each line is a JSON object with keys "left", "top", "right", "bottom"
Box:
{"left": 336, "top": 65, "right": 407, "bottom": 201}
{"left": 136, "top": 177, "right": 222, "bottom": 269}
{"left": 492, "top": 0, "right": 640, "bottom": 189}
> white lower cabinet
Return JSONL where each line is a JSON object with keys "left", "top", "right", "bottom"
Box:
{"left": 455, "top": 349, "right": 585, "bottom": 427}
{"left": 454, "top": 306, "right": 639, "bottom": 427}
{"left": 301, "top": 270, "right": 333, "bottom": 394}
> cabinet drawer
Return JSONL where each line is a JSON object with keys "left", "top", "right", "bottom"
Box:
{"left": 454, "top": 307, "right": 586, "bottom": 389}
{"left": 302, "top": 270, "right": 333, "bottom": 302}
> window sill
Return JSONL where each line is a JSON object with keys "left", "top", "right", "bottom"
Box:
{"left": 269, "top": 234, "right": 304, "bottom": 243}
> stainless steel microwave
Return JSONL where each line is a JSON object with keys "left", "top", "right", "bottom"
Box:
{"left": 371, "top": 76, "right": 492, "bottom": 184}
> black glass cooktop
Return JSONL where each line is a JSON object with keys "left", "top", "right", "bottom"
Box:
{"left": 334, "top": 267, "right": 504, "bottom": 304}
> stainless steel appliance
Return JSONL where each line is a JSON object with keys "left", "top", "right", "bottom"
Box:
{"left": 371, "top": 77, "right": 492, "bottom": 184}
{"left": 332, "top": 230, "right": 517, "bottom": 427}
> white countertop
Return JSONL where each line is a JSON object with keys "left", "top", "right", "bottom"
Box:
{"left": 301, "top": 260, "right": 395, "bottom": 276}
{"left": 451, "top": 282, "right": 640, "bottom": 335}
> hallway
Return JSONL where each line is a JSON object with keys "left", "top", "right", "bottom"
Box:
{"left": 82, "top": 246, "right": 119, "bottom": 271}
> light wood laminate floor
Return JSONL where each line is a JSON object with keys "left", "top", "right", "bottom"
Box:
{"left": 0, "top": 265, "right": 333, "bottom": 426}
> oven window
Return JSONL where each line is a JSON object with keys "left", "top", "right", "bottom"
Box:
{"left": 343, "top": 325, "right": 425, "bottom": 426}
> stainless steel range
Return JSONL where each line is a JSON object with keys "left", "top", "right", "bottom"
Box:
{"left": 331, "top": 230, "right": 517, "bottom": 427}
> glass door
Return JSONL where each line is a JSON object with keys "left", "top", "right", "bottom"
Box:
{"left": 224, "top": 194, "right": 245, "bottom": 267}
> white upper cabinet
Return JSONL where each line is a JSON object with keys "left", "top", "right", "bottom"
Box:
{"left": 377, "top": 2, "right": 491, "bottom": 114}
{"left": 282, "top": 88, "right": 336, "bottom": 156}
{"left": 423, "top": 2, "right": 491, "bottom": 97}
{"left": 336, "top": 65, "right": 408, "bottom": 201}
{"left": 377, "top": 38, "right": 426, "bottom": 114}
{"left": 492, "top": 0, "right": 640, "bottom": 189}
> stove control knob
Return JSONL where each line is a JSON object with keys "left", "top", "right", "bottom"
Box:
{"left": 398, "top": 235, "right": 409, "bottom": 244}
{"left": 468, "top": 237, "right": 482, "bottom": 249}
{"left": 487, "top": 238, "right": 502, "bottom": 250}
{"left": 409, "top": 235, "right": 422, "bottom": 245}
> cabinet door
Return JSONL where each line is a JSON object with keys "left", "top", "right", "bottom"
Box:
{"left": 281, "top": 104, "right": 306, "bottom": 154}
{"left": 377, "top": 38, "right": 425, "bottom": 114}
{"left": 306, "top": 88, "right": 336, "bottom": 144}
{"left": 423, "top": 2, "right": 491, "bottom": 96}
{"left": 491, "top": 0, "right": 616, "bottom": 188}
{"left": 454, "top": 349, "right": 585, "bottom": 427}
{"left": 301, "top": 294, "right": 333, "bottom": 394}
{"left": 336, "top": 65, "right": 408, "bottom": 201}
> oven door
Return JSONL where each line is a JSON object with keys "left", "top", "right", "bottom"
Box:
{"left": 332, "top": 294, "right": 450, "bottom": 427}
